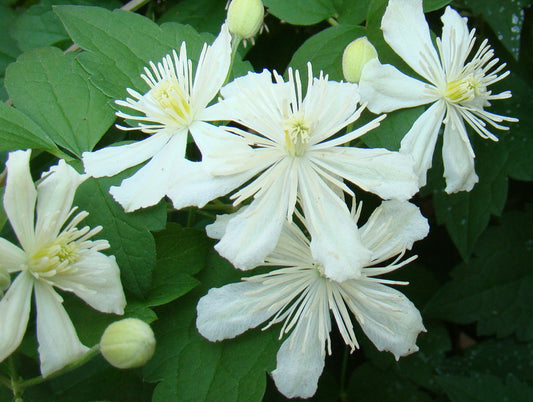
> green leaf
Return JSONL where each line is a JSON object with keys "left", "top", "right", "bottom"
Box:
{"left": 423, "top": 0, "right": 451, "bottom": 11}
{"left": 335, "top": 0, "right": 370, "bottom": 25}
{"left": 55, "top": 5, "right": 212, "bottom": 100}
{"left": 73, "top": 174, "right": 167, "bottom": 299}
{"left": 0, "top": 102, "right": 60, "bottom": 154}
{"left": 264, "top": 0, "right": 336, "bottom": 26}
{"left": 5, "top": 46, "right": 116, "bottom": 157}
{"left": 158, "top": 0, "right": 227, "bottom": 35}
{"left": 143, "top": 251, "right": 278, "bottom": 401}
{"left": 425, "top": 205, "right": 533, "bottom": 340}
{"left": 465, "top": 0, "right": 530, "bottom": 59}
{"left": 436, "top": 373, "right": 533, "bottom": 402}
{"left": 0, "top": 5, "right": 19, "bottom": 74}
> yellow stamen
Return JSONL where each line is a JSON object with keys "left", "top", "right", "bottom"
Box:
{"left": 150, "top": 77, "right": 190, "bottom": 123}
{"left": 284, "top": 118, "right": 310, "bottom": 157}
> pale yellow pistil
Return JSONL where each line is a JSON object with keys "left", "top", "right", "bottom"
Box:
{"left": 29, "top": 237, "right": 80, "bottom": 277}
{"left": 150, "top": 77, "right": 191, "bottom": 124}
{"left": 284, "top": 118, "right": 310, "bottom": 157}
{"left": 444, "top": 73, "right": 485, "bottom": 104}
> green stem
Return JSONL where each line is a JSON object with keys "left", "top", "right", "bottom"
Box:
{"left": 8, "top": 358, "right": 22, "bottom": 401}
{"left": 327, "top": 17, "right": 339, "bottom": 26}
{"left": 18, "top": 345, "right": 100, "bottom": 390}
{"left": 0, "top": 375, "right": 10, "bottom": 389}
{"left": 187, "top": 208, "right": 197, "bottom": 227}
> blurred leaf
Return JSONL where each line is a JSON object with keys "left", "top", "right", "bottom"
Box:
{"left": 425, "top": 205, "right": 533, "bottom": 340}
{"left": 5, "top": 47, "right": 116, "bottom": 157}
{"left": 158, "top": 0, "right": 227, "bottom": 35}
{"left": 423, "top": 0, "right": 451, "bottom": 11}
{"left": 0, "top": 102, "right": 61, "bottom": 154}
{"left": 73, "top": 173, "right": 167, "bottom": 299}
{"left": 143, "top": 250, "right": 278, "bottom": 401}
{"left": 263, "top": 0, "right": 336, "bottom": 26}
{"left": 436, "top": 373, "right": 533, "bottom": 402}
{"left": 465, "top": 0, "right": 531, "bottom": 59}
{"left": 0, "top": 5, "right": 19, "bottom": 74}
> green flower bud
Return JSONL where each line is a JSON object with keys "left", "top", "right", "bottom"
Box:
{"left": 342, "top": 36, "right": 378, "bottom": 83}
{"left": 100, "top": 318, "right": 155, "bottom": 369}
{"left": 0, "top": 269, "right": 10, "bottom": 297}
{"left": 227, "top": 0, "right": 264, "bottom": 39}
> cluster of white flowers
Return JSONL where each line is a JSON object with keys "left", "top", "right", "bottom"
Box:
{"left": 0, "top": 0, "right": 515, "bottom": 396}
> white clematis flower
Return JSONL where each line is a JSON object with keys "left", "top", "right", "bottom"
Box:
{"left": 0, "top": 150, "right": 126, "bottom": 377}
{"left": 197, "top": 200, "right": 428, "bottom": 399}
{"left": 174, "top": 64, "right": 419, "bottom": 281}
{"left": 359, "top": 0, "right": 517, "bottom": 193}
{"left": 82, "top": 24, "right": 232, "bottom": 212}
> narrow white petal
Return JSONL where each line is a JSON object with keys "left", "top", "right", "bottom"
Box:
{"left": 34, "top": 281, "right": 89, "bottom": 377}
{"left": 359, "top": 59, "right": 436, "bottom": 114}
{"left": 196, "top": 281, "right": 277, "bottom": 342}
{"left": 311, "top": 147, "right": 419, "bottom": 201}
{"left": 360, "top": 200, "right": 429, "bottom": 262}
{"left": 382, "top": 0, "right": 442, "bottom": 83}
{"left": 400, "top": 100, "right": 446, "bottom": 187}
{"left": 4, "top": 150, "right": 36, "bottom": 252}
{"left": 52, "top": 252, "right": 125, "bottom": 315}
{"left": 109, "top": 133, "right": 187, "bottom": 212}
{"left": 82, "top": 131, "right": 172, "bottom": 178}
{"left": 266, "top": 222, "right": 314, "bottom": 268}
{"left": 0, "top": 272, "right": 33, "bottom": 363}
{"left": 440, "top": 6, "right": 472, "bottom": 76}
{"left": 0, "top": 238, "right": 26, "bottom": 273}
{"left": 298, "top": 163, "right": 371, "bottom": 281}
{"left": 35, "top": 160, "right": 87, "bottom": 245}
{"left": 271, "top": 325, "right": 325, "bottom": 399}
{"left": 442, "top": 108, "right": 478, "bottom": 193}
{"left": 343, "top": 280, "right": 425, "bottom": 360}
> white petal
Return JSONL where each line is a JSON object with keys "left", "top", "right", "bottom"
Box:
{"left": 266, "top": 221, "right": 314, "bottom": 268}
{"left": 311, "top": 147, "right": 419, "bottom": 201}
{"left": 196, "top": 281, "right": 276, "bottom": 342}
{"left": 82, "top": 131, "right": 172, "bottom": 178}
{"left": 298, "top": 162, "right": 371, "bottom": 281}
{"left": 52, "top": 252, "right": 125, "bottom": 315}
{"left": 382, "top": 0, "right": 442, "bottom": 84}
{"left": 205, "top": 210, "right": 235, "bottom": 240}
{"left": 360, "top": 200, "right": 429, "bottom": 262}
{"left": 0, "top": 238, "right": 26, "bottom": 273}
{"left": 213, "top": 165, "right": 292, "bottom": 270}
{"left": 0, "top": 272, "right": 33, "bottom": 363}
{"left": 440, "top": 6, "right": 472, "bottom": 76}
{"left": 35, "top": 160, "right": 86, "bottom": 245}
{"left": 271, "top": 325, "right": 325, "bottom": 399}
{"left": 442, "top": 108, "right": 478, "bottom": 193}
{"left": 34, "top": 281, "right": 89, "bottom": 377}
{"left": 4, "top": 150, "right": 36, "bottom": 252}
{"left": 109, "top": 133, "right": 187, "bottom": 212}
{"left": 192, "top": 24, "right": 232, "bottom": 115}
{"left": 400, "top": 100, "right": 446, "bottom": 187}
{"left": 359, "top": 59, "right": 436, "bottom": 114}
{"left": 343, "top": 280, "right": 425, "bottom": 360}
{"left": 167, "top": 160, "right": 252, "bottom": 209}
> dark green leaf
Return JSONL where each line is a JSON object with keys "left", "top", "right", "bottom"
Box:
{"left": 263, "top": 0, "right": 335, "bottom": 26}
{"left": 158, "top": 0, "right": 227, "bottom": 35}
{"left": 0, "top": 5, "right": 19, "bottom": 74}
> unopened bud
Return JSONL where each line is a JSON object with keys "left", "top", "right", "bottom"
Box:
{"left": 227, "top": 0, "right": 264, "bottom": 39}
{"left": 100, "top": 318, "right": 156, "bottom": 369}
{"left": 342, "top": 36, "right": 378, "bottom": 83}
{"left": 0, "top": 269, "right": 10, "bottom": 297}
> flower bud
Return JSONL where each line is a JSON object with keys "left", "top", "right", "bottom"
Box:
{"left": 227, "top": 0, "right": 264, "bottom": 39}
{"left": 100, "top": 318, "right": 155, "bottom": 369}
{"left": 342, "top": 36, "right": 378, "bottom": 83}
{"left": 0, "top": 269, "right": 10, "bottom": 297}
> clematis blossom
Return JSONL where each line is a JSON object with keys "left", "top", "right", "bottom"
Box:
{"left": 197, "top": 200, "right": 428, "bottom": 399}
{"left": 359, "top": 0, "right": 517, "bottom": 193}
{"left": 82, "top": 24, "right": 232, "bottom": 212}
{"left": 171, "top": 64, "right": 419, "bottom": 282}
{"left": 0, "top": 150, "right": 126, "bottom": 377}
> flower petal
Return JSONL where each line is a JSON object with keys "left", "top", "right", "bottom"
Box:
{"left": 52, "top": 252, "right": 125, "bottom": 315}
{"left": 35, "top": 160, "right": 86, "bottom": 245}
{"left": 310, "top": 147, "right": 419, "bottom": 201}
{"left": 400, "top": 100, "right": 446, "bottom": 187}
{"left": 82, "top": 131, "right": 172, "bottom": 178}
{"left": 266, "top": 221, "right": 313, "bottom": 268}
{"left": 109, "top": 133, "right": 187, "bottom": 212}
{"left": 360, "top": 200, "right": 429, "bottom": 262}
{"left": 442, "top": 108, "right": 478, "bottom": 193}
{"left": 0, "top": 238, "right": 26, "bottom": 273}
{"left": 359, "top": 59, "right": 436, "bottom": 114}
{"left": 440, "top": 6, "right": 472, "bottom": 76}
{"left": 381, "top": 0, "right": 442, "bottom": 83}
{"left": 34, "top": 281, "right": 89, "bottom": 377}
{"left": 0, "top": 272, "right": 33, "bottom": 363}
{"left": 4, "top": 150, "right": 36, "bottom": 252}
{"left": 343, "top": 279, "right": 425, "bottom": 360}
{"left": 298, "top": 162, "right": 371, "bottom": 281}
{"left": 196, "top": 281, "right": 276, "bottom": 342}
{"left": 271, "top": 325, "right": 325, "bottom": 399}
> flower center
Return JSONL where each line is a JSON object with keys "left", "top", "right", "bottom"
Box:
{"left": 444, "top": 73, "right": 486, "bottom": 104}
{"left": 149, "top": 77, "right": 191, "bottom": 124}
{"left": 284, "top": 117, "right": 310, "bottom": 157}
{"left": 313, "top": 262, "right": 327, "bottom": 278}
{"left": 29, "top": 236, "right": 80, "bottom": 276}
